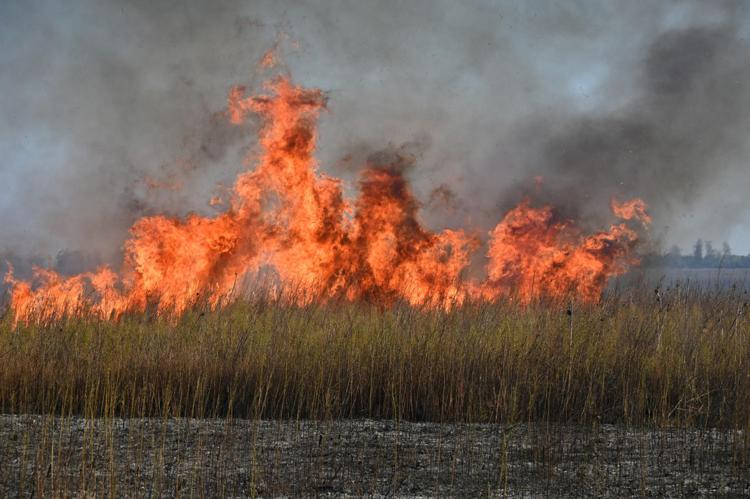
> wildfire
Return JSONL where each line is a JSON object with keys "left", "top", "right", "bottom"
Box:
{"left": 478, "top": 199, "right": 645, "bottom": 303}
{"left": 4, "top": 71, "right": 651, "bottom": 324}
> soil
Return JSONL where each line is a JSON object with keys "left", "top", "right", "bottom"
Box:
{"left": 0, "top": 415, "right": 748, "bottom": 497}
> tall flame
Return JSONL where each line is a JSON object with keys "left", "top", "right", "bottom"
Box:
{"left": 4, "top": 74, "right": 650, "bottom": 324}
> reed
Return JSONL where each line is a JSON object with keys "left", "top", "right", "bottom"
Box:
{"left": 1, "top": 284, "right": 748, "bottom": 428}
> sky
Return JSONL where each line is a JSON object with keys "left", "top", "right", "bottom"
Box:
{"left": 1, "top": 0, "right": 749, "bottom": 273}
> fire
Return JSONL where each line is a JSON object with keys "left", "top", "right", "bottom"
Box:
{"left": 4, "top": 72, "right": 651, "bottom": 324}
{"left": 259, "top": 47, "right": 278, "bottom": 68}
{"left": 477, "top": 200, "right": 642, "bottom": 303}
{"left": 610, "top": 197, "right": 652, "bottom": 225}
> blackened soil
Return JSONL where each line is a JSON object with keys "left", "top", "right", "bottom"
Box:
{"left": 0, "top": 415, "right": 748, "bottom": 497}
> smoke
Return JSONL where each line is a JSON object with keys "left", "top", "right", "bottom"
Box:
{"left": 1, "top": 0, "right": 749, "bottom": 286}
{"left": 502, "top": 7, "right": 750, "bottom": 251}
{"left": 0, "top": 0, "right": 270, "bottom": 278}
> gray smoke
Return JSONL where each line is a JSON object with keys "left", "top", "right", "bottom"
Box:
{"left": 1, "top": 0, "right": 749, "bottom": 285}
{"left": 500, "top": 12, "right": 750, "bottom": 249}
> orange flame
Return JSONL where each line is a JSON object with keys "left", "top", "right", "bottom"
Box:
{"left": 259, "top": 47, "right": 278, "bottom": 68}
{"left": 611, "top": 197, "right": 652, "bottom": 225}
{"left": 475, "top": 200, "right": 642, "bottom": 303}
{"left": 4, "top": 74, "right": 651, "bottom": 324}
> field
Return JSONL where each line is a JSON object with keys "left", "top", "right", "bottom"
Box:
{"left": 1, "top": 416, "right": 747, "bottom": 497}
{"left": 1, "top": 281, "right": 749, "bottom": 496}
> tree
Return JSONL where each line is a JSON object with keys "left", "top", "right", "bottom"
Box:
{"left": 722, "top": 241, "right": 731, "bottom": 256}
{"left": 705, "top": 241, "right": 717, "bottom": 259}
{"left": 666, "top": 245, "right": 682, "bottom": 267}
{"left": 693, "top": 239, "right": 703, "bottom": 262}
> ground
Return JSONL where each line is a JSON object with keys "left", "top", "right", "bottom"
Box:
{"left": 1, "top": 415, "right": 747, "bottom": 497}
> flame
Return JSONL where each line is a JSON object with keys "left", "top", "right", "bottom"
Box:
{"left": 4, "top": 73, "right": 651, "bottom": 324}
{"left": 476, "top": 200, "right": 641, "bottom": 303}
{"left": 259, "top": 47, "right": 278, "bottom": 68}
{"left": 611, "top": 197, "right": 652, "bottom": 225}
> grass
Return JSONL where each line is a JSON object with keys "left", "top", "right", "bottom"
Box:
{"left": 0, "top": 284, "right": 748, "bottom": 428}
{"left": 1, "top": 283, "right": 749, "bottom": 496}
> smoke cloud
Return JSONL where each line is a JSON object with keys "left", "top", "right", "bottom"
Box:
{"left": 1, "top": 0, "right": 749, "bottom": 283}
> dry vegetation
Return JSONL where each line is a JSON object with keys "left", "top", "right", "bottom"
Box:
{"left": 1, "top": 284, "right": 749, "bottom": 496}
{"left": 1, "top": 284, "right": 749, "bottom": 426}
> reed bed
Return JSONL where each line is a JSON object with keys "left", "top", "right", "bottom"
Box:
{"left": 1, "top": 284, "right": 748, "bottom": 428}
{"left": 1, "top": 283, "right": 750, "bottom": 496}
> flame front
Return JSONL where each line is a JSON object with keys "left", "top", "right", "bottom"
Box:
{"left": 5, "top": 74, "right": 650, "bottom": 324}
{"left": 478, "top": 200, "right": 642, "bottom": 303}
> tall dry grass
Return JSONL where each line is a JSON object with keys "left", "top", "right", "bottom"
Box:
{"left": 1, "top": 283, "right": 748, "bottom": 428}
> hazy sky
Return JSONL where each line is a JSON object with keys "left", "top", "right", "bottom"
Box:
{"left": 1, "top": 0, "right": 749, "bottom": 269}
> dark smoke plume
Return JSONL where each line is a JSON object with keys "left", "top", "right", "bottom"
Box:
{"left": 503, "top": 16, "right": 750, "bottom": 250}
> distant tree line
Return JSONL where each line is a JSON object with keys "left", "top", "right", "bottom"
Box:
{"left": 643, "top": 239, "right": 750, "bottom": 268}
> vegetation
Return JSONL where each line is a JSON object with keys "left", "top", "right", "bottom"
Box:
{"left": 644, "top": 239, "right": 750, "bottom": 268}
{"left": 1, "top": 285, "right": 749, "bottom": 429}
{"left": 2, "top": 284, "right": 750, "bottom": 496}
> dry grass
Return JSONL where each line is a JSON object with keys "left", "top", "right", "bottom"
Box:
{"left": 1, "top": 284, "right": 748, "bottom": 428}
{"left": 1, "top": 284, "right": 750, "bottom": 496}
